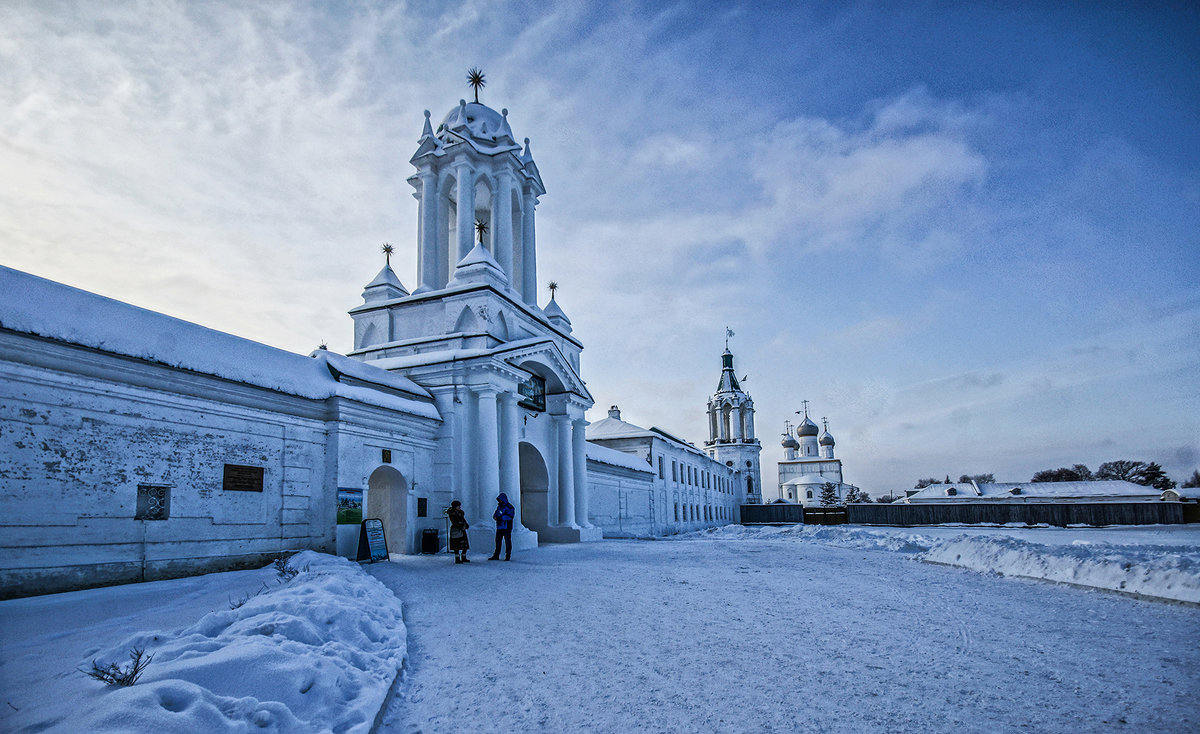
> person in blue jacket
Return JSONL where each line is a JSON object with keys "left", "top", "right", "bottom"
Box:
{"left": 489, "top": 493, "right": 515, "bottom": 561}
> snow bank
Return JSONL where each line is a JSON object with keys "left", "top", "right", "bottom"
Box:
{"left": 685, "top": 524, "right": 1200, "bottom": 603}
{"left": 921, "top": 535, "right": 1200, "bottom": 603}
{"left": 63, "top": 553, "right": 403, "bottom": 733}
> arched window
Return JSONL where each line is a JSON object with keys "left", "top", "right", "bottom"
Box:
{"left": 806, "top": 490, "right": 813, "bottom": 499}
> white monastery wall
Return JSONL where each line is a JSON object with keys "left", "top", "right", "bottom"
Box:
{"left": 0, "top": 332, "right": 333, "bottom": 597}
{"left": 0, "top": 267, "right": 442, "bottom": 599}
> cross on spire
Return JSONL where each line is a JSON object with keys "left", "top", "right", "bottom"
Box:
{"left": 822, "top": 417, "right": 829, "bottom": 431}
{"left": 782, "top": 419, "right": 793, "bottom": 436}
{"left": 797, "top": 400, "right": 810, "bottom": 418}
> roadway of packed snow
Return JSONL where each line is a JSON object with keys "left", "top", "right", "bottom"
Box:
{"left": 1, "top": 526, "right": 1197, "bottom": 733}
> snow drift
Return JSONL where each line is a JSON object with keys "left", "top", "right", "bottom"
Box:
{"left": 12, "top": 552, "right": 406, "bottom": 733}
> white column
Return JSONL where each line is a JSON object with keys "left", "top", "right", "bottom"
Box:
{"left": 493, "top": 170, "right": 513, "bottom": 284}
{"left": 745, "top": 408, "right": 755, "bottom": 440}
{"left": 416, "top": 170, "right": 438, "bottom": 292}
{"left": 499, "top": 391, "right": 524, "bottom": 530}
{"left": 522, "top": 191, "right": 537, "bottom": 305}
{"left": 556, "top": 414, "right": 576, "bottom": 526}
{"left": 476, "top": 388, "right": 501, "bottom": 524}
{"left": 455, "top": 163, "right": 475, "bottom": 263}
{"left": 572, "top": 418, "right": 590, "bottom": 528}
{"left": 733, "top": 406, "right": 744, "bottom": 441}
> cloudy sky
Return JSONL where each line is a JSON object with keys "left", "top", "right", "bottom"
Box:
{"left": 2, "top": 1, "right": 1197, "bottom": 495}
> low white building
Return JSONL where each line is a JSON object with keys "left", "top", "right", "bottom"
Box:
{"left": 587, "top": 406, "right": 742, "bottom": 534}
{"left": 899, "top": 480, "right": 1173, "bottom": 504}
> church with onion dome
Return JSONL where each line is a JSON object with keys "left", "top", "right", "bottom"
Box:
{"left": 777, "top": 406, "right": 858, "bottom": 505}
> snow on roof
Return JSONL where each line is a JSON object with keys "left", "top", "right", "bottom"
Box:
{"left": 313, "top": 349, "right": 430, "bottom": 400}
{"left": 585, "top": 442, "right": 654, "bottom": 473}
{"left": 904, "top": 480, "right": 1162, "bottom": 502}
{"left": 586, "top": 414, "right": 653, "bottom": 440}
{"left": 0, "top": 266, "right": 439, "bottom": 420}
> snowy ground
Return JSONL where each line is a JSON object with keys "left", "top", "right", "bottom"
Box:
{"left": 1, "top": 526, "right": 1197, "bottom": 733}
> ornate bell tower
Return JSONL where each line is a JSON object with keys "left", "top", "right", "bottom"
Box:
{"left": 704, "top": 333, "right": 763, "bottom": 505}
{"left": 405, "top": 90, "right": 545, "bottom": 303}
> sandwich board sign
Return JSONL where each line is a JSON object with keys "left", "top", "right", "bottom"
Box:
{"left": 357, "top": 518, "right": 389, "bottom": 562}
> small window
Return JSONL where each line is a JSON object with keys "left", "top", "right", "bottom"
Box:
{"left": 417, "top": 497, "right": 428, "bottom": 517}
{"left": 806, "top": 490, "right": 813, "bottom": 499}
{"left": 658, "top": 456, "right": 664, "bottom": 479}
{"left": 672, "top": 461, "right": 678, "bottom": 482}
{"left": 947, "top": 488, "right": 958, "bottom": 496}
{"left": 382, "top": 448, "right": 392, "bottom": 464}
{"left": 136, "top": 484, "right": 170, "bottom": 521}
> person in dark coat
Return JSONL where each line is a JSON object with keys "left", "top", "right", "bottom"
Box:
{"left": 489, "top": 493, "right": 515, "bottom": 561}
{"left": 447, "top": 500, "right": 470, "bottom": 564}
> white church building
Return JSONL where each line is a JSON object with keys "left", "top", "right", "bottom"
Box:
{"left": 0, "top": 86, "right": 749, "bottom": 598}
{"left": 777, "top": 409, "right": 859, "bottom": 505}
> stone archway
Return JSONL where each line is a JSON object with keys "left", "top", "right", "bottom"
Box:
{"left": 519, "top": 441, "right": 552, "bottom": 534}
{"left": 366, "top": 465, "right": 408, "bottom": 556}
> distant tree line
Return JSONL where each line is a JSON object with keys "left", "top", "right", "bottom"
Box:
{"left": 908, "top": 462, "right": 1191, "bottom": 493}
{"left": 913, "top": 473, "right": 994, "bottom": 489}
{"left": 1030, "top": 460, "right": 1176, "bottom": 490}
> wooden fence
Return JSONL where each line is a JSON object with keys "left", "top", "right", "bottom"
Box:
{"left": 739, "top": 503, "right": 804, "bottom": 525}
{"left": 740, "top": 502, "right": 1187, "bottom": 527}
{"left": 845, "top": 502, "right": 1185, "bottom": 527}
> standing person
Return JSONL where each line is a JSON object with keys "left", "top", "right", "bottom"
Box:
{"left": 447, "top": 500, "right": 470, "bottom": 564}
{"left": 489, "top": 493, "right": 515, "bottom": 561}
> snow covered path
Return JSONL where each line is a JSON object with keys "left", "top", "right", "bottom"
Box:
{"left": 369, "top": 537, "right": 1199, "bottom": 733}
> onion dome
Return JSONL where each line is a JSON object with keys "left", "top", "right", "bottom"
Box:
{"left": 819, "top": 430, "right": 835, "bottom": 447}
{"left": 782, "top": 433, "right": 799, "bottom": 449}
{"left": 797, "top": 415, "right": 819, "bottom": 437}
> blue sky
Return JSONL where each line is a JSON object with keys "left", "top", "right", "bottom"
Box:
{"left": 1, "top": 1, "right": 1197, "bottom": 494}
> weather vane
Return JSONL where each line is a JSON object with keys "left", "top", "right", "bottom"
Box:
{"left": 725, "top": 326, "right": 734, "bottom": 349}
{"left": 547, "top": 280, "right": 559, "bottom": 298}
{"left": 466, "top": 67, "right": 486, "bottom": 103}
{"left": 381, "top": 242, "right": 394, "bottom": 266}
{"left": 474, "top": 219, "right": 488, "bottom": 245}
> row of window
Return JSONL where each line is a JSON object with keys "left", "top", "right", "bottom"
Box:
{"left": 673, "top": 503, "right": 731, "bottom": 523}
{"left": 657, "top": 455, "right": 733, "bottom": 493}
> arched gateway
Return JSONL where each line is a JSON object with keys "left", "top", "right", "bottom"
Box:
{"left": 366, "top": 465, "right": 408, "bottom": 555}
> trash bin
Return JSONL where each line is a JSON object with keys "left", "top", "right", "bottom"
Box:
{"left": 421, "top": 528, "right": 440, "bottom": 554}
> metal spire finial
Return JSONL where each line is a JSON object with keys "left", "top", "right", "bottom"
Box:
{"left": 466, "top": 67, "right": 486, "bottom": 103}
{"left": 547, "top": 280, "right": 559, "bottom": 298}
{"left": 797, "top": 400, "right": 810, "bottom": 418}
{"left": 725, "top": 326, "right": 735, "bottom": 349}
{"left": 474, "top": 219, "right": 488, "bottom": 245}
{"left": 381, "top": 242, "right": 394, "bottom": 266}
